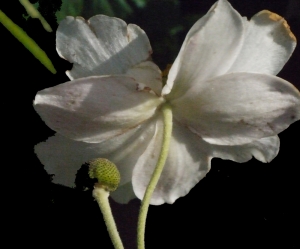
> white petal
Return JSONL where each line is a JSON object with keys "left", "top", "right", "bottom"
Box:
{"left": 34, "top": 76, "right": 162, "bottom": 143}
{"left": 163, "top": 0, "right": 245, "bottom": 96}
{"left": 171, "top": 72, "right": 300, "bottom": 145}
{"left": 212, "top": 135, "right": 280, "bottom": 163}
{"left": 35, "top": 118, "right": 157, "bottom": 202}
{"left": 56, "top": 15, "right": 152, "bottom": 79}
{"left": 126, "top": 61, "right": 162, "bottom": 96}
{"left": 132, "top": 119, "right": 211, "bottom": 205}
{"left": 35, "top": 134, "right": 84, "bottom": 187}
{"left": 228, "top": 10, "right": 297, "bottom": 75}
{"left": 110, "top": 182, "right": 136, "bottom": 204}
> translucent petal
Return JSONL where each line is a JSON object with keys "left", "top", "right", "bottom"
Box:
{"left": 132, "top": 119, "right": 211, "bottom": 205}
{"left": 35, "top": 117, "right": 157, "bottom": 200}
{"left": 228, "top": 10, "right": 297, "bottom": 75}
{"left": 163, "top": 0, "right": 245, "bottom": 97}
{"left": 212, "top": 136, "right": 280, "bottom": 163}
{"left": 110, "top": 182, "right": 136, "bottom": 204}
{"left": 126, "top": 61, "right": 162, "bottom": 96}
{"left": 56, "top": 15, "right": 152, "bottom": 79}
{"left": 34, "top": 76, "right": 162, "bottom": 143}
{"left": 171, "top": 72, "right": 300, "bottom": 145}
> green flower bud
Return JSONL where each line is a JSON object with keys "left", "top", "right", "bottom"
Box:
{"left": 88, "top": 158, "right": 120, "bottom": 192}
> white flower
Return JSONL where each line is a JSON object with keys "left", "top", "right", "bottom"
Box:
{"left": 34, "top": 0, "right": 300, "bottom": 205}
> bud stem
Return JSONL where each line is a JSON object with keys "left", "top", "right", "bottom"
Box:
{"left": 93, "top": 186, "right": 124, "bottom": 249}
{"left": 137, "top": 103, "right": 173, "bottom": 249}
{"left": 0, "top": 10, "right": 56, "bottom": 74}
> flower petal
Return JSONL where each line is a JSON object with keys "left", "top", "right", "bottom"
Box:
{"left": 163, "top": 0, "right": 245, "bottom": 96}
{"left": 110, "top": 182, "right": 136, "bottom": 204}
{"left": 34, "top": 76, "right": 162, "bottom": 143}
{"left": 35, "top": 118, "right": 157, "bottom": 202}
{"left": 56, "top": 15, "right": 152, "bottom": 79}
{"left": 126, "top": 61, "right": 162, "bottom": 96}
{"left": 228, "top": 10, "right": 297, "bottom": 75}
{"left": 212, "top": 136, "right": 280, "bottom": 163}
{"left": 132, "top": 118, "right": 211, "bottom": 205}
{"left": 171, "top": 72, "right": 300, "bottom": 145}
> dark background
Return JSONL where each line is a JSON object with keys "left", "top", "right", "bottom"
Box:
{"left": 2, "top": 0, "right": 299, "bottom": 248}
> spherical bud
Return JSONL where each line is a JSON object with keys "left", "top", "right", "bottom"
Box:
{"left": 88, "top": 158, "right": 120, "bottom": 192}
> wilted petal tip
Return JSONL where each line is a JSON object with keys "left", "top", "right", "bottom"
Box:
{"left": 256, "top": 10, "right": 297, "bottom": 42}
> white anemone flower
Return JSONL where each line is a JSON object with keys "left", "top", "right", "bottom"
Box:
{"left": 34, "top": 0, "right": 300, "bottom": 205}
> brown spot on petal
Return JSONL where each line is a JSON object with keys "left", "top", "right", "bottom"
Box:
{"left": 260, "top": 10, "right": 296, "bottom": 42}
{"left": 136, "top": 83, "right": 152, "bottom": 93}
{"left": 267, "top": 12, "right": 282, "bottom": 22}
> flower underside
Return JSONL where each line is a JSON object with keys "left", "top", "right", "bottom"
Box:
{"left": 34, "top": 0, "right": 300, "bottom": 205}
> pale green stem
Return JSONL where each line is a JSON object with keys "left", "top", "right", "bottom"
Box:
{"left": 93, "top": 187, "right": 124, "bottom": 249}
{"left": 0, "top": 9, "right": 56, "bottom": 74}
{"left": 137, "top": 103, "right": 173, "bottom": 249}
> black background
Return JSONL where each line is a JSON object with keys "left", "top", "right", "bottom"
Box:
{"left": 2, "top": 1, "right": 299, "bottom": 248}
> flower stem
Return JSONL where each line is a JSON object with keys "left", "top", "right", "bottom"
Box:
{"left": 137, "top": 103, "right": 173, "bottom": 249}
{"left": 93, "top": 186, "right": 124, "bottom": 249}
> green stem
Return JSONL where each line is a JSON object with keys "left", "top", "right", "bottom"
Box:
{"left": 93, "top": 187, "right": 124, "bottom": 249}
{"left": 137, "top": 103, "right": 173, "bottom": 249}
{"left": 0, "top": 9, "right": 56, "bottom": 74}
